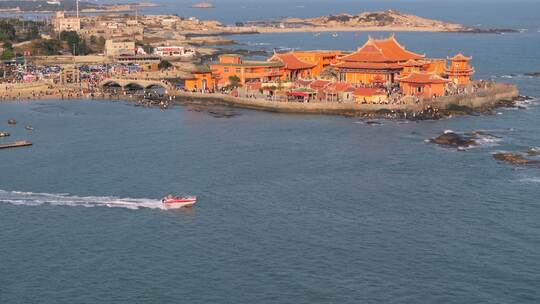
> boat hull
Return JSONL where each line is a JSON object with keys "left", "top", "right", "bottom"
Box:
{"left": 162, "top": 197, "right": 197, "bottom": 209}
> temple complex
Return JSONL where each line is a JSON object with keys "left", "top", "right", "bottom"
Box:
{"left": 201, "top": 35, "right": 475, "bottom": 102}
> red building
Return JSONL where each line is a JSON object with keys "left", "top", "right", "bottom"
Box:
{"left": 269, "top": 53, "right": 316, "bottom": 81}
{"left": 396, "top": 72, "right": 449, "bottom": 98}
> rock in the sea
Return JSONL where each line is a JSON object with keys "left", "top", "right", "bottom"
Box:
{"left": 524, "top": 72, "right": 540, "bottom": 78}
{"left": 446, "top": 104, "right": 475, "bottom": 115}
{"left": 494, "top": 99, "right": 516, "bottom": 108}
{"left": 493, "top": 153, "right": 539, "bottom": 165}
{"left": 429, "top": 131, "right": 476, "bottom": 148}
{"left": 364, "top": 120, "right": 383, "bottom": 126}
{"left": 527, "top": 148, "right": 540, "bottom": 156}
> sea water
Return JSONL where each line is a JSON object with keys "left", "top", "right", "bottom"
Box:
{"left": 1, "top": 1, "right": 540, "bottom": 303}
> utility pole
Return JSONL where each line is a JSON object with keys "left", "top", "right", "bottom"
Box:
{"left": 76, "top": 0, "right": 79, "bottom": 19}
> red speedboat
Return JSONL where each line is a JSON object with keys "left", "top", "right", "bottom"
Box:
{"left": 161, "top": 195, "right": 197, "bottom": 209}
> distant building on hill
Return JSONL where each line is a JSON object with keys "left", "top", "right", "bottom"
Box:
{"left": 104, "top": 39, "right": 135, "bottom": 57}
{"left": 52, "top": 11, "right": 81, "bottom": 32}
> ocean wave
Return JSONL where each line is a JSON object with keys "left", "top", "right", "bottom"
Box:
{"left": 519, "top": 177, "right": 540, "bottom": 183}
{"left": 493, "top": 73, "right": 540, "bottom": 80}
{"left": 354, "top": 120, "right": 384, "bottom": 126}
{"left": 474, "top": 134, "right": 503, "bottom": 146}
{"left": 246, "top": 42, "right": 271, "bottom": 46}
{"left": 515, "top": 97, "right": 540, "bottom": 109}
{"left": 466, "top": 131, "right": 504, "bottom": 148}
{"left": 0, "top": 190, "right": 163, "bottom": 210}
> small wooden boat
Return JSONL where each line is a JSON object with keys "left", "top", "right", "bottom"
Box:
{"left": 8, "top": 119, "right": 17, "bottom": 125}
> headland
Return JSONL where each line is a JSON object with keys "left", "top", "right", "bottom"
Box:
{"left": 244, "top": 10, "right": 518, "bottom": 34}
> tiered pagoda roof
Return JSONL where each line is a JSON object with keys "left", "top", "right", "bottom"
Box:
{"left": 339, "top": 35, "right": 425, "bottom": 63}
{"left": 446, "top": 53, "right": 475, "bottom": 75}
{"left": 447, "top": 53, "right": 472, "bottom": 61}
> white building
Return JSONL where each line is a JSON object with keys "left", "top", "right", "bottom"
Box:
{"left": 154, "top": 46, "right": 196, "bottom": 58}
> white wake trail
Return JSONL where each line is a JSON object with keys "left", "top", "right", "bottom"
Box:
{"left": 0, "top": 190, "right": 164, "bottom": 210}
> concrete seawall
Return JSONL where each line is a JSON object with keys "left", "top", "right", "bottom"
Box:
{"left": 176, "top": 82, "right": 518, "bottom": 116}
{"left": 431, "top": 83, "right": 519, "bottom": 110}
{"left": 175, "top": 83, "right": 519, "bottom": 115}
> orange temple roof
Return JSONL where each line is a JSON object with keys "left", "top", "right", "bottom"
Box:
{"left": 447, "top": 53, "right": 472, "bottom": 61}
{"left": 397, "top": 72, "right": 450, "bottom": 84}
{"left": 333, "top": 61, "right": 403, "bottom": 70}
{"left": 353, "top": 87, "right": 386, "bottom": 96}
{"left": 326, "top": 82, "right": 354, "bottom": 92}
{"left": 340, "top": 35, "right": 425, "bottom": 63}
{"left": 270, "top": 53, "right": 316, "bottom": 70}
{"left": 400, "top": 59, "right": 426, "bottom": 67}
{"left": 309, "top": 80, "right": 332, "bottom": 89}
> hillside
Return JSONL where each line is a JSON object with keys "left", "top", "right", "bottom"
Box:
{"left": 247, "top": 10, "right": 513, "bottom": 33}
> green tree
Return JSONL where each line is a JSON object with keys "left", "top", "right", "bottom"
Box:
{"left": 0, "top": 21, "right": 16, "bottom": 42}
{"left": 228, "top": 75, "right": 241, "bottom": 88}
{"left": 59, "top": 31, "right": 90, "bottom": 55}
{"left": 25, "top": 24, "right": 40, "bottom": 41}
{"left": 158, "top": 60, "right": 172, "bottom": 70}
{"left": 96, "top": 36, "right": 106, "bottom": 51}
{"left": 1, "top": 48, "right": 14, "bottom": 60}
{"left": 142, "top": 44, "right": 154, "bottom": 54}
{"left": 1, "top": 41, "right": 14, "bottom": 60}
{"left": 34, "top": 39, "right": 62, "bottom": 55}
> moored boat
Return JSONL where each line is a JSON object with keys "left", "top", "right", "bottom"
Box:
{"left": 162, "top": 195, "right": 197, "bottom": 209}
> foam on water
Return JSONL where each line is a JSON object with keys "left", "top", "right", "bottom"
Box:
{"left": 0, "top": 190, "right": 164, "bottom": 210}
{"left": 515, "top": 97, "right": 540, "bottom": 109}
{"left": 519, "top": 177, "right": 540, "bottom": 184}
{"left": 474, "top": 134, "right": 503, "bottom": 147}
